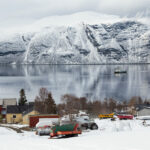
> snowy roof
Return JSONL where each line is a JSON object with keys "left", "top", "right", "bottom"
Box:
{"left": 136, "top": 105, "right": 150, "bottom": 111}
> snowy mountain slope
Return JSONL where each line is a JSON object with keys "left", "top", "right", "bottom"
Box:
{"left": 0, "top": 13, "right": 150, "bottom": 64}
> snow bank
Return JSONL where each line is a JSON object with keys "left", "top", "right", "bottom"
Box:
{"left": 136, "top": 115, "right": 150, "bottom": 120}
{"left": 0, "top": 119, "right": 150, "bottom": 150}
{"left": 95, "top": 118, "right": 145, "bottom": 132}
{"left": 0, "top": 126, "right": 16, "bottom": 135}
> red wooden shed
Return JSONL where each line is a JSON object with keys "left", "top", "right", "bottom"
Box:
{"left": 0, "top": 105, "right": 2, "bottom": 114}
{"left": 29, "top": 114, "right": 60, "bottom": 128}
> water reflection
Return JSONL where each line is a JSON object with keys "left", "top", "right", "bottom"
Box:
{"left": 0, "top": 64, "right": 150, "bottom": 103}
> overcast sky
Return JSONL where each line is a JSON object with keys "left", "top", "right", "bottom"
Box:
{"left": 0, "top": 0, "right": 150, "bottom": 28}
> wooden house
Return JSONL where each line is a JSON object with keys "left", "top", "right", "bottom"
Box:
{"left": 6, "top": 105, "right": 38, "bottom": 124}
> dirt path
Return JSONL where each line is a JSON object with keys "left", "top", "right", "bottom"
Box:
{"left": 0, "top": 124, "right": 23, "bottom": 133}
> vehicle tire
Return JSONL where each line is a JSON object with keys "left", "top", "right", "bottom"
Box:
{"left": 38, "top": 132, "right": 43, "bottom": 136}
{"left": 111, "top": 118, "right": 115, "bottom": 121}
{"left": 72, "top": 134, "right": 78, "bottom": 137}
{"left": 90, "top": 123, "right": 98, "bottom": 130}
{"left": 39, "top": 133, "right": 42, "bottom": 136}
{"left": 81, "top": 126, "right": 88, "bottom": 130}
{"left": 81, "top": 123, "right": 88, "bottom": 130}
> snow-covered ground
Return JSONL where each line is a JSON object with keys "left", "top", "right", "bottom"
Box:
{"left": 0, "top": 119, "right": 150, "bottom": 150}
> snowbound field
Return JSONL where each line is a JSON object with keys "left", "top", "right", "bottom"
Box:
{"left": 0, "top": 119, "right": 150, "bottom": 150}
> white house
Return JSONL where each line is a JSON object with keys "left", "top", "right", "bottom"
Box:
{"left": 0, "top": 98, "right": 17, "bottom": 108}
{"left": 137, "top": 106, "right": 150, "bottom": 116}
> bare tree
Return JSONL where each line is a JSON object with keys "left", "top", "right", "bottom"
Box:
{"left": 34, "top": 88, "right": 57, "bottom": 114}
{"left": 108, "top": 98, "right": 117, "bottom": 112}
{"left": 61, "top": 94, "right": 78, "bottom": 113}
{"left": 57, "top": 103, "right": 66, "bottom": 116}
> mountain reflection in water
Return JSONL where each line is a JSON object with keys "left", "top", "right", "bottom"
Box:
{"left": 0, "top": 64, "right": 150, "bottom": 103}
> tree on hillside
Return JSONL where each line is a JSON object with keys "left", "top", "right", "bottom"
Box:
{"left": 18, "top": 89, "right": 27, "bottom": 106}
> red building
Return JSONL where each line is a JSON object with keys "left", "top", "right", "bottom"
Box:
{"left": 0, "top": 105, "right": 6, "bottom": 119}
{"left": 0, "top": 105, "right": 2, "bottom": 114}
{"left": 29, "top": 114, "right": 60, "bottom": 128}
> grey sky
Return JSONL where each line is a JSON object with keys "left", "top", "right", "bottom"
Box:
{"left": 0, "top": 0, "right": 150, "bottom": 28}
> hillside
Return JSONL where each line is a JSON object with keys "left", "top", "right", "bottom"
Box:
{"left": 0, "top": 12, "right": 150, "bottom": 64}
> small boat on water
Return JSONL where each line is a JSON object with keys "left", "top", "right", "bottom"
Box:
{"left": 114, "top": 70, "right": 127, "bottom": 74}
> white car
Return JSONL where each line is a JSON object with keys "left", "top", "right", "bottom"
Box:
{"left": 36, "top": 120, "right": 58, "bottom": 136}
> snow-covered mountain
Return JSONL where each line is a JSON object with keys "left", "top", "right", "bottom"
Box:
{"left": 0, "top": 12, "right": 150, "bottom": 64}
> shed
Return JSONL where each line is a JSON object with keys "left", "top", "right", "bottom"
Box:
{"left": 0, "top": 105, "right": 2, "bottom": 114}
{"left": 22, "top": 109, "right": 39, "bottom": 125}
{"left": 29, "top": 114, "right": 60, "bottom": 128}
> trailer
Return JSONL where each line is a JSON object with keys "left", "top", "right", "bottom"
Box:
{"left": 50, "top": 123, "right": 81, "bottom": 138}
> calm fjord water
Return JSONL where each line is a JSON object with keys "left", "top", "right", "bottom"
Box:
{"left": 0, "top": 64, "right": 150, "bottom": 103}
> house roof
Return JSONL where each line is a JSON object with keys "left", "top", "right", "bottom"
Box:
{"left": 22, "top": 106, "right": 35, "bottom": 116}
{"left": 7, "top": 105, "right": 34, "bottom": 114}
{"left": 136, "top": 104, "right": 150, "bottom": 111}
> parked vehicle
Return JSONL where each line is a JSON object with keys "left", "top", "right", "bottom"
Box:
{"left": 117, "top": 114, "right": 133, "bottom": 120}
{"left": 74, "top": 116, "right": 98, "bottom": 130}
{"left": 50, "top": 123, "right": 81, "bottom": 138}
{"left": 36, "top": 120, "right": 59, "bottom": 136}
{"left": 99, "top": 113, "right": 114, "bottom": 119}
{"left": 36, "top": 125, "right": 51, "bottom": 136}
{"left": 36, "top": 111, "right": 98, "bottom": 136}
{"left": 61, "top": 113, "right": 98, "bottom": 130}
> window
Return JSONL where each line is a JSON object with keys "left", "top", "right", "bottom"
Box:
{"left": 1, "top": 110, "right": 6, "bottom": 115}
{"left": 13, "top": 115, "right": 16, "bottom": 118}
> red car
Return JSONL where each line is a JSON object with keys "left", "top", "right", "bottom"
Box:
{"left": 117, "top": 115, "right": 133, "bottom": 120}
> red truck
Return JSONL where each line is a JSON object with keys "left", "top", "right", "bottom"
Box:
{"left": 117, "top": 114, "right": 133, "bottom": 120}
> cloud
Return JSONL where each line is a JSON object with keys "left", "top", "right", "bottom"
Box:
{"left": 97, "top": 0, "right": 150, "bottom": 17}
{"left": 0, "top": 0, "right": 149, "bottom": 28}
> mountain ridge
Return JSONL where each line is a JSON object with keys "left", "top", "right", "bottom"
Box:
{"left": 0, "top": 14, "right": 150, "bottom": 64}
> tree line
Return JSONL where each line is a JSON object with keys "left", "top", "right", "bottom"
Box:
{"left": 18, "top": 88, "right": 150, "bottom": 117}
